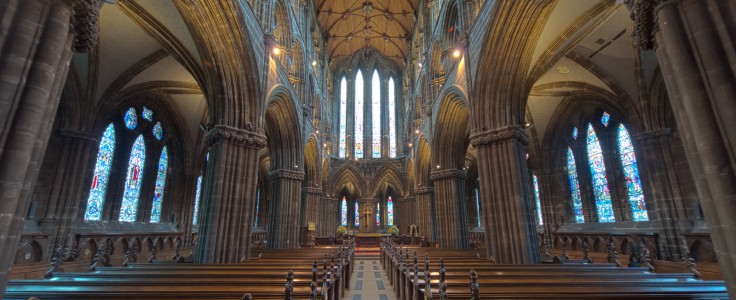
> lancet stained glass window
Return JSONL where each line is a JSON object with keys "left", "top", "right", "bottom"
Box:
{"left": 533, "top": 175, "right": 544, "bottom": 225}
{"left": 475, "top": 189, "right": 481, "bottom": 227}
{"left": 601, "top": 112, "right": 611, "bottom": 127}
{"left": 124, "top": 107, "right": 137, "bottom": 129}
{"left": 387, "top": 196, "right": 394, "bottom": 226}
{"left": 150, "top": 147, "right": 168, "bottom": 223}
{"left": 355, "top": 70, "right": 364, "bottom": 158}
{"left": 354, "top": 201, "right": 360, "bottom": 226}
{"left": 340, "top": 197, "right": 347, "bottom": 226}
{"left": 254, "top": 187, "right": 260, "bottom": 226}
{"left": 376, "top": 204, "right": 380, "bottom": 225}
{"left": 586, "top": 124, "right": 615, "bottom": 222}
{"left": 567, "top": 147, "right": 584, "bottom": 223}
{"left": 119, "top": 135, "right": 146, "bottom": 222}
{"left": 371, "top": 70, "right": 381, "bottom": 158}
{"left": 84, "top": 124, "right": 116, "bottom": 221}
{"left": 572, "top": 127, "right": 578, "bottom": 140}
{"left": 618, "top": 124, "right": 649, "bottom": 221}
{"left": 153, "top": 122, "right": 164, "bottom": 140}
{"left": 142, "top": 106, "right": 154, "bottom": 121}
{"left": 339, "top": 77, "right": 347, "bottom": 158}
{"left": 388, "top": 77, "right": 397, "bottom": 158}
{"left": 193, "top": 175, "right": 202, "bottom": 225}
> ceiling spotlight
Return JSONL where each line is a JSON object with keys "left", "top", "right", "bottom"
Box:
{"left": 453, "top": 50, "right": 461, "bottom": 58}
{"left": 312, "top": 61, "right": 317, "bottom": 66}
{"left": 436, "top": 165, "right": 441, "bottom": 169}
{"left": 315, "top": 130, "right": 320, "bottom": 134}
{"left": 323, "top": 143, "right": 327, "bottom": 147}
{"left": 415, "top": 129, "right": 419, "bottom": 134}
{"left": 408, "top": 143, "right": 413, "bottom": 147}
{"left": 273, "top": 47, "right": 281, "bottom": 55}
{"left": 418, "top": 63, "right": 422, "bottom": 68}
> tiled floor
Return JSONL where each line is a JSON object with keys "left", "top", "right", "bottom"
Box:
{"left": 344, "top": 257, "right": 397, "bottom": 300}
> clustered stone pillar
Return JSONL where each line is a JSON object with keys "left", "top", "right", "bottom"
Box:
{"left": 397, "top": 197, "right": 416, "bottom": 235}
{"left": 414, "top": 187, "right": 434, "bottom": 242}
{"left": 302, "top": 187, "right": 322, "bottom": 246}
{"left": 319, "top": 197, "right": 338, "bottom": 236}
{"left": 195, "top": 126, "right": 266, "bottom": 263}
{"left": 37, "top": 131, "right": 98, "bottom": 259}
{"left": 266, "top": 169, "right": 304, "bottom": 249}
{"left": 471, "top": 126, "right": 540, "bottom": 264}
{"left": 0, "top": 0, "right": 100, "bottom": 296}
{"left": 647, "top": 0, "right": 736, "bottom": 295}
{"left": 430, "top": 169, "right": 469, "bottom": 248}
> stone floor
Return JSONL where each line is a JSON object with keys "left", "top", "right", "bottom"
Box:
{"left": 344, "top": 257, "right": 398, "bottom": 300}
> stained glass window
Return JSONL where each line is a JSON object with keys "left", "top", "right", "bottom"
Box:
{"left": 532, "top": 175, "right": 544, "bottom": 225}
{"left": 340, "top": 197, "right": 347, "bottom": 226}
{"left": 376, "top": 204, "right": 380, "bottom": 225}
{"left": 355, "top": 70, "right": 364, "bottom": 158}
{"left": 354, "top": 201, "right": 360, "bottom": 226}
{"left": 84, "top": 124, "right": 116, "bottom": 221}
{"left": 124, "top": 107, "right": 137, "bottom": 129}
{"left": 371, "top": 70, "right": 381, "bottom": 158}
{"left": 618, "top": 124, "right": 649, "bottom": 221}
{"left": 142, "top": 106, "right": 154, "bottom": 121}
{"left": 254, "top": 187, "right": 260, "bottom": 226}
{"left": 387, "top": 196, "right": 394, "bottom": 226}
{"left": 388, "top": 77, "right": 397, "bottom": 158}
{"left": 150, "top": 147, "right": 168, "bottom": 223}
{"left": 339, "top": 77, "right": 347, "bottom": 158}
{"left": 152, "top": 122, "right": 164, "bottom": 140}
{"left": 586, "top": 123, "right": 615, "bottom": 222}
{"left": 601, "top": 112, "right": 611, "bottom": 127}
{"left": 119, "top": 135, "right": 146, "bottom": 222}
{"left": 475, "top": 189, "right": 481, "bottom": 227}
{"left": 572, "top": 127, "right": 578, "bottom": 140}
{"left": 193, "top": 175, "right": 202, "bottom": 225}
{"left": 567, "top": 147, "right": 584, "bottom": 223}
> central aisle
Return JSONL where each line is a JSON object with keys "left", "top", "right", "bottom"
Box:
{"left": 344, "top": 257, "right": 398, "bottom": 300}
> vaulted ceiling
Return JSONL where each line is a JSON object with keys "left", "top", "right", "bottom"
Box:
{"left": 316, "top": 0, "right": 419, "bottom": 66}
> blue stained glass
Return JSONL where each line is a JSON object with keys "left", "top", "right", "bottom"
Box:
{"left": 119, "top": 135, "right": 146, "bottom": 222}
{"left": 339, "top": 77, "right": 348, "bottom": 158}
{"left": 388, "top": 77, "right": 397, "bottom": 158}
{"left": 354, "top": 201, "right": 360, "bottom": 226}
{"left": 124, "top": 107, "right": 137, "bottom": 129}
{"left": 142, "top": 106, "right": 154, "bottom": 121}
{"left": 618, "top": 124, "right": 649, "bottom": 221}
{"left": 193, "top": 175, "right": 203, "bottom": 225}
{"left": 586, "top": 124, "right": 615, "bottom": 223}
{"left": 340, "top": 197, "right": 347, "bottom": 226}
{"left": 387, "top": 196, "right": 394, "bottom": 226}
{"left": 601, "top": 112, "right": 611, "bottom": 127}
{"left": 475, "top": 189, "right": 481, "bottom": 227}
{"left": 152, "top": 122, "right": 164, "bottom": 140}
{"left": 355, "top": 70, "right": 364, "bottom": 158}
{"left": 254, "top": 188, "right": 260, "bottom": 226}
{"left": 376, "top": 204, "right": 380, "bottom": 225}
{"left": 150, "top": 147, "right": 168, "bottom": 223}
{"left": 84, "top": 124, "right": 116, "bottom": 221}
{"left": 572, "top": 127, "right": 578, "bottom": 140}
{"left": 567, "top": 147, "right": 585, "bottom": 223}
{"left": 371, "top": 70, "right": 381, "bottom": 158}
{"left": 533, "top": 175, "right": 544, "bottom": 225}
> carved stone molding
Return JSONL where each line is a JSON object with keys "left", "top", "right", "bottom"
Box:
{"left": 470, "top": 125, "right": 529, "bottom": 147}
{"left": 303, "top": 187, "right": 322, "bottom": 195}
{"left": 205, "top": 125, "right": 267, "bottom": 149}
{"left": 58, "top": 129, "right": 98, "bottom": 143}
{"left": 268, "top": 169, "right": 305, "bottom": 181}
{"left": 631, "top": 0, "right": 662, "bottom": 50}
{"left": 69, "top": 0, "right": 103, "bottom": 53}
{"left": 634, "top": 128, "right": 674, "bottom": 142}
{"left": 430, "top": 169, "right": 467, "bottom": 181}
{"left": 414, "top": 186, "right": 433, "bottom": 194}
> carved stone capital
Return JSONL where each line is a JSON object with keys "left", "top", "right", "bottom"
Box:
{"left": 69, "top": 0, "right": 103, "bottom": 53}
{"left": 303, "top": 187, "right": 322, "bottom": 195}
{"left": 470, "top": 125, "right": 529, "bottom": 147}
{"left": 268, "top": 169, "right": 305, "bottom": 181}
{"left": 58, "top": 129, "right": 98, "bottom": 143}
{"left": 414, "top": 186, "right": 433, "bottom": 194}
{"left": 205, "top": 125, "right": 267, "bottom": 149}
{"left": 631, "top": 0, "right": 662, "bottom": 50}
{"left": 430, "top": 169, "right": 467, "bottom": 181}
{"left": 634, "top": 128, "right": 674, "bottom": 142}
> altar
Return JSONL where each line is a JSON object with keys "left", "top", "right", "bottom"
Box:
{"left": 354, "top": 233, "right": 390, "bottom": 255}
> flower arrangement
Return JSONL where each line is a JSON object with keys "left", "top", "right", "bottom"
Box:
{"left": 388, "top": 225, "right": 399, "bottom": 236}
{"left": 336, "top": 226, "right": 347, "bottom": 235}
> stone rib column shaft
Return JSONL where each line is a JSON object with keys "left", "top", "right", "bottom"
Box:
{"left": 415, "top": 189, "right": 433, "bottom": 241}
{"left": 195, "top": 126, "right": 264, "bottom": 263}
{"left": 472, "top": 126, "right": 540, "bottom": 264}
{"left": 652, "top": 0, "right": 736, "bottom": 295}
{"left": 0, "top": 1, "right": 81, "bottom": 296}
{"left": 431, "top": 170, "right": 469, "bottom": 248}
{"left": 267, "top": 169, "right": 304, "bottom": 249}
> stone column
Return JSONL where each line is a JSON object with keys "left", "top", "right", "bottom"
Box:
{"left": 177, "top": 172, "right": 198, "bottom": 246}
{"left": 302, "top": 187, "right": 321, "bottom": 246}
{"left": 430, "top": 169, "right": 469, "bottom": 248}
{"left": 319, "top": 197, "right": 337, "bottom": 236}
{"left": 645, "top": 0, "right": 736, "bottom": 295}
{"left": 397, "top": 197, "right": 415, "bottom": 234}
{"left": 470, "top": 126, "right": 540, "bottom": 263}
{"left": 536, "top": 170, "right": 560, "bottom": 243}
{"left": 37, "top": 130, "right": 98, "bottom": 259}
{"left": 195, "top": 126, "right": 266, "bottom": 263}
{"left": 266, "top": 169, "right": 304, "bottom": 249}
{"left": 414, "top": 187, "right": 434, "bottom": 241}
{"left": 0, "top": 0, "right": 100, "bottom": 296}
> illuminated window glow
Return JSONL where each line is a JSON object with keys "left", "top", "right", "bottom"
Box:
{"left": 354, "top": 201, "right": 360, "bottom": 226}
{"left": 150, "top": 147, "right": 168, "bottom": 223}
{"left": 119, "top": 135, "right": 146, "bottom": 222}
{"left": 371, "top": 70, "right": 381, "bottom": 158}
{"left": 193, "top": 175, "right": 202, "bottom": 225}
{"left": 355, "top": 70, "right": 364, "bottom": 158}
{"left": 124, "top": 107, "right": 137, "bottom": 129}
{"left": 533, "top": 175, "right": 543, "bottom": 225}
{"left": 567, "top": 147, "right": 584, "bottom": 223}
{"left": 152, "top": 122, "right": 164, "bottom": 140}
{"left": 618, "top": 124, "right": 649, "bottom": 221}
{"left": 376, "top": 204, "right": 380, "bottom": 225}
{"left": 601, "top": 112, "right": 611, "bottom": 127}
{"left": 142, "top": 106, "right": 154, "bottom": 121}
{"left": 339, "top": 77, "right": 347, "bottom": 158}
{"left": 340, "top": 197, "right": 347, "bottom": 226}
{"left": 388, "top": 77, "right": 397, "bottom": 158}
{"left": 586, "top": 124, "right": 615, "bottom": 222}
{"left": 387, "top": 196, "right": 394, "bottom": 226}
{"left": 84, "top": 124, "right": 116, "bottom": 221}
